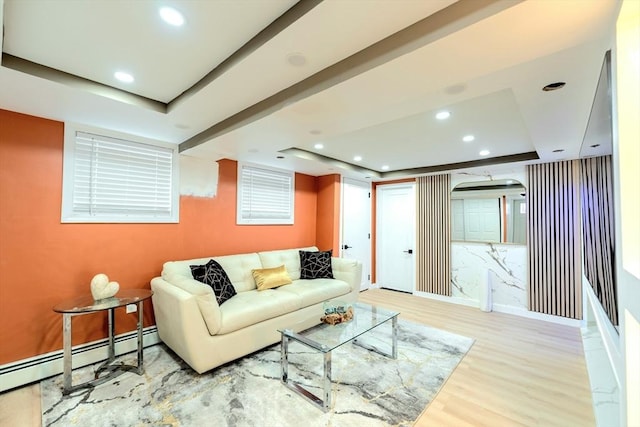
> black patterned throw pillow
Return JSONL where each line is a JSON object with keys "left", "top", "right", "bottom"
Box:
{"left": 190, "top": 259, "right": 236, "bottom": 305}
{"left": 299, "top": 250, "right": 334, "bottom": 279}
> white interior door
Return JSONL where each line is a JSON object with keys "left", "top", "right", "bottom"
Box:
{"left": 376, "top": 183, "right": 415, "bottom": 293}
{"left": 341, "top": 177, "right": 371, "bottom": 290}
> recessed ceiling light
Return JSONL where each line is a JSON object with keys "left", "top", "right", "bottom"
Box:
{"left": 462, "top": 135, "right": 475, "bottom": 142}
{"left": 435, "top": 111, "right": 451, "bottom": 120}
{"left": 286, "top": 52, "right": 307, "bottom": 67}
{"left": 590, "top": 144, "right": 601, "bottom": 148}
{"left": 553, "top": 148, "right": 565, "bottom": 153}
{"left": 276, "top": 155, "right": 285, "bottom": 159}
{"left": 479, "top": 149, "right": 490, "bottom": 156}
{"left": 381, "top": 165, "right": 390, "bottom": 171}
{"left": 314, "top": 143, "right": 324, "bottom": 150}
{"left": 542, "top": 82, "right": 566, "bottom": 91}
{"left": 114, "top": 71, "right": 134, "bottom": 83}
{"left": 354, "top": 155, "right": 362, "bottom": 162}
{"left": 159, "top": 7, "right": 184, "bottom": 26}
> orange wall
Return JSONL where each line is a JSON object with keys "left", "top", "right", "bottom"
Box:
{"left": 316, "top": 174, "right": 341, "bottom": 254}
{"left": 0, "top": 109, "right": 319, "bottom": 364}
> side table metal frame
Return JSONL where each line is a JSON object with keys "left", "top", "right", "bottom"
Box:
{"left": 61, "top": 299, "right": 145, "bottom": 395}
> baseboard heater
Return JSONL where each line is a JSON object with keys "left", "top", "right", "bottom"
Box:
{"left": 0, "top": 326, "right": 160, "bottom": 393}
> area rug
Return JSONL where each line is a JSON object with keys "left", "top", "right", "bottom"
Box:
{"left": 41, "top": 319, "right": 473, "bottom": 427}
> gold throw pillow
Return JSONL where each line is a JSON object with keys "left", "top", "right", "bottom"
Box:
{"left": 252, "top": 265, "right": 292, "bottom": 291}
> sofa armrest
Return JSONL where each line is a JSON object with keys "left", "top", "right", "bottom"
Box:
{"left": 331, "top": 257, "right": 363, "bottom": 301}
{"left": 153, "top": 274, "right": 222, "bottom": 335}
{"left": 150, "top": 277, "right": 217, "bottom": 373}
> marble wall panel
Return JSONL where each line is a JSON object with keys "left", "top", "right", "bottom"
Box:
{"left": 451, "top": 242, "right": 527, "bottom": 310}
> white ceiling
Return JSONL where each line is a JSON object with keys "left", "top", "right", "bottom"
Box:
{"left": 0, "top": 0, "right": 620, "bottom": 180}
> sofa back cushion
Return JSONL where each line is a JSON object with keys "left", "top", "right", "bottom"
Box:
{"left": 212, "top": 253, "right": 262, "bottom": 292}
{"left": 162, "top": 253, "right": 262, "bottom": 293}
{"left": 258, "top": 246, "right": 318, "bottom": 281}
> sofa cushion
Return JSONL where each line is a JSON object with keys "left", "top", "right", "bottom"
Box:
{"left": 217, "top": 289, "right": 302, "bottom": 334}
{"left": 299, "top": 250, "right": 334, "bottom": 279}
{"left": 252, "top": 265, "right": 292, "bottom": 291}
{"left": 258, "top": 246, "right": 318, "bottom": 280}
{"left": 190, "top": 259, "right": 236, "bottom": 305}
{"left": 212, "top": 253, "right": 263, "bottom": 292}
{"left": 278, "top": 278, "right": 351, "bottom": 308}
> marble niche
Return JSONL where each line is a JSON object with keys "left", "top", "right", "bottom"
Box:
{"left": 451, "top": 241, "right": 527, "bottom": 311}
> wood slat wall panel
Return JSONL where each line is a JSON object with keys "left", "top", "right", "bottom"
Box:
{"left": 580, "top": 155, "right": 617, "bottom": 325}
{"left": 416, "top": 174, "right": 451, "bottom": 295}
{"left": 527, "top": 160, "right": 582, "bottom": 319}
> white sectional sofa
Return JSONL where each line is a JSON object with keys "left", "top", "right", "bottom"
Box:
{"left": 150, "top": 246, "right": 362, "bottom": 374}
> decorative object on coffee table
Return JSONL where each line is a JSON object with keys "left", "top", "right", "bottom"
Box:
{"left": 320, "top": 301, "right": 354, "bottom": 325}
{"left": 90, "top": 273, "right": 119, "bottom": 301}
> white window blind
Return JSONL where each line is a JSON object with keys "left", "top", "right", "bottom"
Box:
{"left": 62, "top": 130, "right": 178, "bottom": 223}
{"left": 237, "top": 163, "right": 294, "bottom": 225}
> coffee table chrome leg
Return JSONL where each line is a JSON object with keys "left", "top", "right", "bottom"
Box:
{"left": 352, "top": 315, "right": 399, "bottom": 359}
{"left": 281, "top": 334, "right": 289, "bottom": 383}
{"left": 392, "top": 315, "right": 398, "bottom": 359}
{"left": 323, "top": 351, "right": 332, "bottom": 411}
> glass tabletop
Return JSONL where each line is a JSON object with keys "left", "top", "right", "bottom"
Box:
{"left": 279, "top": 302, "right": 399, "bottom": 353}
{"left": 53, "top": 289, "right": 153, "bottom": 313}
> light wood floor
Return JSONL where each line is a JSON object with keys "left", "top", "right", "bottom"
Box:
{"left": 0, "top": 289, "right": 595, "bottom": 426}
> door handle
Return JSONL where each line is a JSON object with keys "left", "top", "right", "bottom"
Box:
{"left": 403, "top": 249, "right": 413, "bottom": 254}
{"left": 342, "top": 244, "right": 352, "bottom": 250}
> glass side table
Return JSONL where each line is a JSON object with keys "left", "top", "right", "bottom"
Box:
{"left": 53, "top": 289, "right": 153, "bottom": 395}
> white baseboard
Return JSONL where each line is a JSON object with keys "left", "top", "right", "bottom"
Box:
{"left": 413, "top": 291, "right": 582, "bottom": 327}
{"left": 0, "top": 327, "right": 160, "bottom": 393}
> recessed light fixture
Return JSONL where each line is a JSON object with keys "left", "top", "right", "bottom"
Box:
{"left": 114, "top": 71, "right": 134, "bottom": 83}
{"left": 479, "top": 149, "right": 490, "bottom": 156}
{"left": 286, "top": 52, "right": 307, "bottom": 67}
{"left": 542, "top": 82, "right": 566, "bottom": 92}
{"left": 381, "top": 165, "right": 390, "bottom": 171}
{"left": 435, "top": 111, "right": 451, "bottom": 120}
{"left": 159, "top": 7, "right": 184, "bottom": 26}
{"left": 353, "top": 155, "right": 362, "bottom": 162}
{"left": 552, "top": 148, "right": 565, "bottom": 153}
{"left": 462, "top": 135, "right": 475, "bottom": 142}
{"left": 590, "top": 144, "right": 601, "bottom": 148}
{"left": 314, "top": 143, "right": 324, "bottom": 150}
{"left": 276, "top": 155, "right": 285, "bottom": 159}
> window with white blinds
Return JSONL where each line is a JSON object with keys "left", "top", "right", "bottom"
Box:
{"left": 237, "top": 163, "right": 294, "bottom": 225}
{"left": 61, "top": 129, "right": 179, "bottom": 223}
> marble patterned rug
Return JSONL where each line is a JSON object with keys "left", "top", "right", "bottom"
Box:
{"left": 41, "top": 320, "right": 473, "bottom": 427}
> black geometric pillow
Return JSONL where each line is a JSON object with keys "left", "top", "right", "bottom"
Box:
{"left": 299, "top": 250, "right": 334, "bottom": 279}
{"left": 190, "top": 259, "right": 236, "bottom": 305}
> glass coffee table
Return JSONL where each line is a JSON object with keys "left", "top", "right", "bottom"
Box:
{"left": 279, "top": 302, "right": 399, "bottom": 411}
